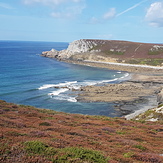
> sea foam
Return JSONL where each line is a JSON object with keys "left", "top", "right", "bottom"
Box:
{"left": 48, "top": 88, "right": 69, "bottom": 96}
{"left": 38, "top": 72, "right": 129, "bottom": 102}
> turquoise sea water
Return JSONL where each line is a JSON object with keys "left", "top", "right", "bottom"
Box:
{"left": 0, "top": 41, "right": 129, "bottom": 117}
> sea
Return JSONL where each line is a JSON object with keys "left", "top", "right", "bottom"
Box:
{"left": 0, "top": 41, "right": 130, "bottom": 117}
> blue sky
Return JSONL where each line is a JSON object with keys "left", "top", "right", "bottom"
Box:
{"left": 0, "top": 0, "right": 163, "bottom": 43}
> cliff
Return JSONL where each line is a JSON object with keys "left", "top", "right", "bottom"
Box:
{"left": 41, "top": 39, "right": 163, "bottom": 66}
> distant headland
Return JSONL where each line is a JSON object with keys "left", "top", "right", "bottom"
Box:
{"left": 41, "top": 39, "right": 163, "bottom": 70}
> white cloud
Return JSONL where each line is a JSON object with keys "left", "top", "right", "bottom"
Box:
{"left": 23, "top": 0, "right": 85, "bottom": 19}
{"left": 145, "top": 1, "right": 163, "bottom": 27}
{"left": 89, "top": 8, "right": 116, "bottom": 24}
{"left": 89, "top": 0, "right": 148, "bottom": 23}
{"left": 103, "top": 8, "right": 116, "bottom": 19}
{"left": 51, "top": 3, "right": 85, "bottom": 18}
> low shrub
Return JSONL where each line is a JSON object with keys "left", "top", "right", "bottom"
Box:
{"left": 24, "top": 141, "right": 48, "bottom": 155}
{"left": 39, "top": 122, "right": 51, "bottom": 126}
{"left": 24, "top": 141, "right": 109, "bottom": 162}
{"left": 123, "top": 152, "right": 134, "bottom": 158}
{"left": 148, "top": 49, "right": 163, "bottom": 55}
{"left": 133, "top": 145, "right": 146, "bottom": 151}
{"left": 126, "top": 59, "right": 163, "bottom": 66}
{"left": 53, "top": 147, "right": 109, "bottom": 163}
{"left": 133, "top": 153, "right": 162, "bottom": 163}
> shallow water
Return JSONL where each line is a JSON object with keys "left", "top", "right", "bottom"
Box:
{"left": 0, "top": 41, "right": 129, "bottom": 117}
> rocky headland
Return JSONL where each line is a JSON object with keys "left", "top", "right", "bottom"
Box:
{"left": 41, "top": 39, "right": 163, "bottom": 119}
{"left": 42, "top": 39, "right": 163, "bottom": 73}
{"left": 41, "top": 39, "right": 163, "bottom": 66}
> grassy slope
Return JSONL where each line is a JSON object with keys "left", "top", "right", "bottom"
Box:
{"left": 0, "top": 100, "right": 163, "bottom": 163}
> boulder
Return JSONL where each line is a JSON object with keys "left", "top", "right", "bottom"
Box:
{"left": 157, "top": 89, "right": 163, "bottom": 105}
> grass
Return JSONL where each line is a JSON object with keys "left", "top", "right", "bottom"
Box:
{"left": 123, "top": 152, "right": 134, "bottom": 158}
{"left": 133, "top": 145, "right": 147, "bottom": 151}
{"left": 116, "top": 131, "right": 126, "bottom": 135}
{"left": 126, "top": 58, "right": 163, "bottom": 66}
{"left": 133, "top": 106, "right": 163, "bottom": 122}
{"left": 148, "top": 49, "right": 163, "bottom": 55}
{"left": 53, "top": 147, "right": 109, "bottom": 163}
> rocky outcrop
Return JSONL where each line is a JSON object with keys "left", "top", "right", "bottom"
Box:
{"left": 132, "top": 105, "right": 163, "bottom": 121}
{"left": 41, "top": 39, "right": 102, "bottom": 59}
{"left": 42, "top": 49, "right": 59, "bottom": 58}
{"left": 157, "top": 88, "right": 163, "bottom": 105}
{"left": 64, "top": 39, "right": 101, "bottom": 54}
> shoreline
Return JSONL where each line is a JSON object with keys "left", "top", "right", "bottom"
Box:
{"left": 64, "top": 59, "right": 163, "bottom": 74}
{"left": 84, "top": 60, "right": 163, "bottom": 69}
{"left": 62, "top": 59, "right": 163, "bottom": 119}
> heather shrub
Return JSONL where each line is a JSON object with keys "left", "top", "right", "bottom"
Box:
{"left": 133, "top": 145, "right": 146, "bottom": 151}
{"left": 53, "top": 147, "right": 109, "bottom": 163}
{"left": 39, "top": 122, "right": 51, "bottom": 126}
{"left": 133, "top": 153, "right": 162, "bottom": 162}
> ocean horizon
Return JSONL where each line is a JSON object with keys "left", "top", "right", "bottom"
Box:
{"left": 0, "top": 41, "right": 129, "bottom": 117}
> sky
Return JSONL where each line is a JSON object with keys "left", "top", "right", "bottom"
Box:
{"left": 0, "top": 0, "right": 163, "bottom": 43}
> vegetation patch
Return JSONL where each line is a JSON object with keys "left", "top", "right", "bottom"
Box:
{"left": 126, "top": 58, "right": 163, "bottom": 66}
{"left": 53, "top": 147, "right": 109, "bottom": 163}
{"left": 37, "top": 108, "right": 60, "bottom": 115}
{"left": 133, "top": 106, "right": 163, "bottom": 122}
{"left": 7, "top": 131, "right": 27, "bottom": 136}
{"left": 24, "top": 141, "right": 50, "bottom": 155}
{"left": 116, "top": 130, "right": 126, "bottom": 135}
{"left": 24, "top": 141, "right": 108, "bottom": 162}
{"left": 133, "top": 145, "right": 147, "bottom": 151}
{"left": 148, "top": 48, "right": 163, "bottom": 55}
{"left": 1, "top": 100, "right": 163, "bottom": 162}
{"left": 39, "top": 122, "right": 51, "bottom": 126}
{"left": 107, "top": 50, "right": 124, "bottom": 55}
{"left": 123, "top": 152, "right": 134, "bottom": 158}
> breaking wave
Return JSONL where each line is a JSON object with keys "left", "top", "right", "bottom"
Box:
{"left": 37, "top": 72, "right": 130, "bottom": 103}
{"left": 48, "top": 88, "right": 69, "bottom": 96}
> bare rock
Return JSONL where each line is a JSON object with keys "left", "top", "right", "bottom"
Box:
{"left": 157, "top": 88, "right": 163, "bottom": 105}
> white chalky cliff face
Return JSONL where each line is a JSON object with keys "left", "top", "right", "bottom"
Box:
{"left": 41, "top": 39, "right": 99, "bottom": 59}
{"left": 58, "top": 39, "right": 99, "bottom": 58}
{"left": 67, "top": 39, "right": 97, "bottom": 53}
